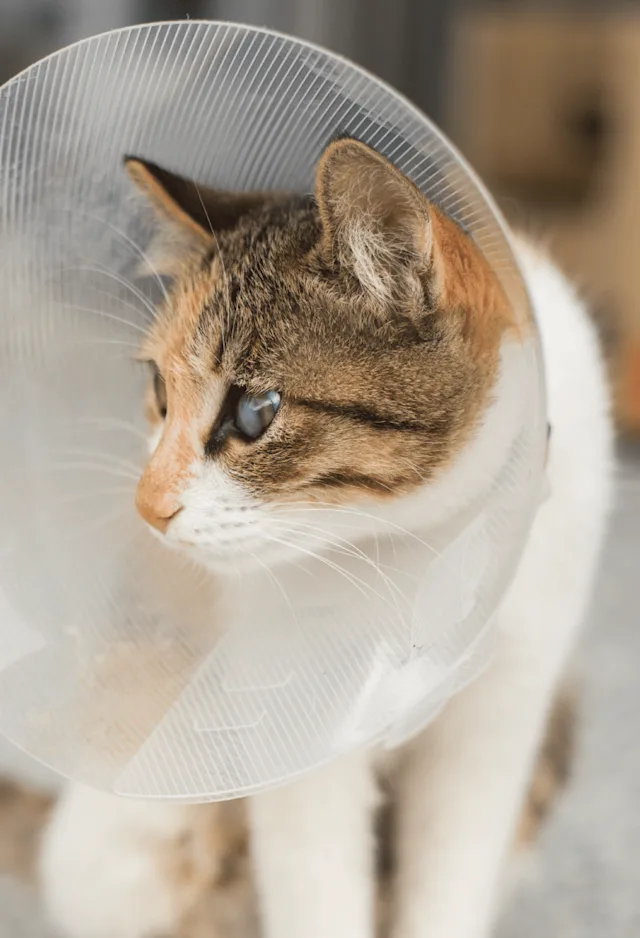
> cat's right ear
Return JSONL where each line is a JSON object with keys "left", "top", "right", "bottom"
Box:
{"left": 124, "top": 157, "right": 273, "bottom": 276}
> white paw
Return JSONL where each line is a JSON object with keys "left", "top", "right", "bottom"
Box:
{"left": 39, "top": 784, "right": 231, "bottom": 938}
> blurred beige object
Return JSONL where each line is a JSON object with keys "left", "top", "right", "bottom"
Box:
{"left": 451, "top": 11, "right": 640, "bottom": 434}
{"left": 449, "top": 11, "right": 604, "bottom": 198}
{"left": 596, "top": 21, "right": 640, "bottom": 432}
{"left": 543, "top": 19, "right": 640, "bottom": 435}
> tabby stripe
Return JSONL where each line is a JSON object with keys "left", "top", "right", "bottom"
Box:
{"left": 293, "top": 397, "right": 426, "bottom": 433}
{"left": 310, "top": 471, "right": 398, "bottom": 493}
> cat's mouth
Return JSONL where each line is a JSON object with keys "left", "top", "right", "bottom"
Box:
{"left": 142, "top": 504, "right": 344, "bottom": 574}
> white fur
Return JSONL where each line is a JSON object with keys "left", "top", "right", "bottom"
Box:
{"left": 40, "top": 785, "right": 222, "bottom": 938}
{"left": 347, "top": 223, "right": 396, "bottom": 302}
{"left": 39, "top": 239, "right": 613, "bottom": 938}
{"left": 250, "top": 750, "right": 379, "bottom": 938}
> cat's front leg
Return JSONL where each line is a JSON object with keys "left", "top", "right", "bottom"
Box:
{"left": 40, "top": 782, "right": 241, "bottom": 938}
{"left": 249, "top": 750, "right": 378, "bottom": 938}
{"left": 391, "top": 509, "right": 597, "bottom": 938}
{"left": 392, "top": 655, "right": 555, "bottom": 938}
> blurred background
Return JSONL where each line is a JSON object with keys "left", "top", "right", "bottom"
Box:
{"left": 0, "top": 2, "right": 638, "bottom": 937}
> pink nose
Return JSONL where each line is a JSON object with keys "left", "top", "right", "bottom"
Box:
{"left": 135, "top": 478, "right": 182, "bottom": 534}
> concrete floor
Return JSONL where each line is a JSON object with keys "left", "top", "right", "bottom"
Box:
{"left": 0, "top": 447, "right": 638, "bottom": 938}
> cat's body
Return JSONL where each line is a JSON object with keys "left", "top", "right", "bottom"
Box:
{"left": 39, "top": 141, "right": 612, "bottom": 938}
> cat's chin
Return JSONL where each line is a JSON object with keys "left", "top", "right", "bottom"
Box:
{"left": 161, "top": 532, "right": 323, "bottom": 577}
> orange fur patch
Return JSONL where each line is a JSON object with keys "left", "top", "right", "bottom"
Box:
{"left": 137, "top": 273, "right": 226, "bottom": 530}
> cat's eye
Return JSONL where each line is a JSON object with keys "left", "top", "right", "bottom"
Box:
{"left": 235, "top": 390, "right": 281, "bottom": 439}
{"left": 151, "top": 365, "right": 167, "bottom": 419}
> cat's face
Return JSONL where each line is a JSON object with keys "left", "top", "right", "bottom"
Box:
{"left": 127, "top": 140, "right": 516, "bottom": 570}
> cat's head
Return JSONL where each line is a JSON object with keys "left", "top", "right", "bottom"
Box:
{"left": 126, "top": 139, "right": 518, "bottom": 571}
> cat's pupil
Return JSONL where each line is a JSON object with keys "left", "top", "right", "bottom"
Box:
{"left": 235, "top": 390, "right": 281, "bottom": 439}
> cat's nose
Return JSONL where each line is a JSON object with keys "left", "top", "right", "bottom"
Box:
{"left": 135, "top": 478, "right": 182, "bottom": 534}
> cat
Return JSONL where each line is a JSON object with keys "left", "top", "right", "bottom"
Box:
{"left": 39, "top": 138, "right": 613, "bottom": 938}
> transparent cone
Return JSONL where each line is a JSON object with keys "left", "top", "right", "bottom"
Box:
{"left": 0, "top": 22, "right": 546, "bottom": 799}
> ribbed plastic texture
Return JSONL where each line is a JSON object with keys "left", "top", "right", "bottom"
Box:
{"left": 0, "top": 22, "right": 546, "bottom": 799}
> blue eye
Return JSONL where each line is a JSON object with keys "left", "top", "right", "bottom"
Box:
{"left": 235, "top": 390, "right": 281, "bottom": 439}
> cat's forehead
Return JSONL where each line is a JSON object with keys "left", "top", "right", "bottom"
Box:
{"left": 150, "top": 263, "right": 432, "bottom": 404}
{"left": 146, "top": 200, "right": 319, "bottom": 354}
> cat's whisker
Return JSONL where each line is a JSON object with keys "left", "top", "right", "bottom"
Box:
{"left": 70, "top": 337, "right": 142, "bottom": 351}
{"left": 69, "top": 264, "right": 158, "bottom": 322}
{"left": 269, "top": 515, "right": 369, "bottom": 554}
{"left": 85, "top": 281, "right": 158, "bottom": 323}
{"left": 62, "top": 303, "right": 150, "bottom": 337}
{"left": 278, "top": 522, "right": 404, "bottom": 599}
{"left": 274, "top": 518, "right": 420, "bottom": 583}
{"left": 51, "top": 488, "right": 135, "bottom": 507}
{"left": 268, "top": 502, "right": 372, "bottom": 530}
{"left": 247, "top": 549, "right": 301, "bottom": 632}
{"left": 269, "top": 523, "right": 409, "bottom": 620}
{"left": 48, "top": 461, "right": 140, "bottom": 483}
{"left": 52, "top": 448, "right": 143, "bottom": 476}
{"left": 267, "top": 517, "right": 413, "bottom": 602}
{"left": 270, "top": 501, "right": 443, "bottom": 556}
{"left": 272, "top": 501, "right": 455, "bottom": 575}
{"left": 262, "top": 531, "right": 376, "bottom": 603}
{"left": 268, "top": 519, "right": 373, "bottom": 570}
{"left": 58, "top": 203, "right": 170, "bottom": 309}
{"left": 71, "top": 417, "right": 148, "bottom": 442}
{"left": 269, "top": 515, "right": 369, "bottom": 535}
{"left": 269, "top": 509, "right": 385, "bottom": 566}
{"left": 262, "top": 529, "right": 404, "bottom": 615}
{"left": 83, "top": 212, "right": 170, "bottom": 307}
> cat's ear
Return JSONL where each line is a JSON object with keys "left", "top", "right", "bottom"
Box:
{"left": 314, "top": 139, "right": 435, "bottom": 301}
{"left": 124, "top": 157, "right": 272, "bottom": 275}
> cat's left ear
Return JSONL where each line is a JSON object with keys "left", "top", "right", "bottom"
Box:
{"left": 124, "top": 157, "right": 273, "bottom": 275}
{"left": 314, "top": 138, "right": 437, "bottom": 302}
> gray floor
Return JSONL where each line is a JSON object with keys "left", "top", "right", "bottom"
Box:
{"left": 0, "top": 880, "right": 51, "bottom": 938}
{"left": 0, "top": 449, "right": 638, "bottom": 938}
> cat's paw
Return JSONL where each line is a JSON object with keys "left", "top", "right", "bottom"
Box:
{"left": 39, "top": 783, "right": 245, "bottom": 938}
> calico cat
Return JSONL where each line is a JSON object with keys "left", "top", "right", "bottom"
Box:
{"left": 40, "top": 139, "right": 613, "bottom": 938}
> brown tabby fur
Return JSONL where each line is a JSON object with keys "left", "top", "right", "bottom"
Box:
{"left": 127, "top": 139, "right": 519, "bottom": 530}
